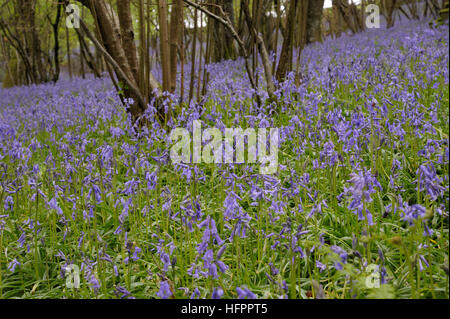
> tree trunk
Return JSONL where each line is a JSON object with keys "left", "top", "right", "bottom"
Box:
{"left": 189, "top": 6, "right": 198, "bottom": 102}
{"left": 383, "top": 0, "right": 398, "bottom": 28}
{"left": 75, "top": 0, "right": 161, "bottom": 122}
{"left": 117, "top": 0, "right": 139, "bottom": 84}
{"left": 332, "top": 0, "right": 359, "bottom": 34}
{"left": 76, "top": 28, "right": 101, "bottom": 78}
{"left": 306, "top": 0, "right": 325, "bottom": 44}
{"left": 169, "top": 0, "right": 184, "bottom": 93}
{"left": 183, "top": 0, "right": 260, "bottom": 104}
{"left": 276, "top": 0, "right": 298, "bottom": 82}
{"left": 66, "top": 25, "right": 72, "bottom": 79}
{"left": 222, "top": 0, "right": 237, "bottom": 60}
{"left": 242, "top": 0, "right": 275, "bottom": 97}
{"left": 158, "top": 0, "right": 171, "bottom": 93}
{"left": 211, "top": 0, "right": 237, "bottom": 62}
{"left": 13, "top": 0, "right": 46, "bottom": 83}
{"left": 49, "top": 4, "right": 62, "bottom": 82}
{"left": 23, "top": 0, "right": 47, "bottom": 82}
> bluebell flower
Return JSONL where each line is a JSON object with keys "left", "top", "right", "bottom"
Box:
{"left": 115, "top": 285, "right": 132, "bottom": 299}
{"left": 236, "top": 286, "right": 257, "bottom": 299}
{"left": 157, "top": 280, "right": 172, "bottom": 299}
{"left": 316, "top": 261, "right": 326, "bottom": 273}
{"left": 8, "top": 259, "right": 20, "bottom": 273}
{"left": 212, "top": 287, "right": 224, "bottom": 299}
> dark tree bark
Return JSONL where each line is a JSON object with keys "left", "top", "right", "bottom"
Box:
{"left": 75, "top": 28, "right": 101, "bottom": 78}
{"left": 382, "top": 0, "right": 398, "bottom": 28}
{"left": 306, "top": 0, "right": 325, "bottom": 44}
{"left": 332, "top": 0, "right": 363, "bottom": 34}
{"left": 276, "top": 0, "right": 298, "bottom": 82}
{"left": 211, "top": 0, "right": 237, "bottom": 62}
{"left": 158, "top": 0, "right": 171, "bottom": 93}
{"left": 74, "top": 0, "right": 161, "bottom": 123}
{"left": 117, "top": 0, "right": 139, "bottom": 84}
{"left": 189, "top": 6, "right": 198, "bottom": 102}
{"left": 169, "top": 0, "right": 184, "bottom": 93}
{"left": 1, "top": 0, "right": 49, "bottom": 84}
{"left": 20, "top": 0, "right": 46, "bottom": 83}
{"left": 48, "top": 3, "right": 62, "bottom": 82}
{"left": 241, "top": 0, "right": 275, "bottom": 97}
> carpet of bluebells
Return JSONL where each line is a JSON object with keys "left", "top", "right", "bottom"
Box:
{"left": 0, "top": 21, "right": 448, "bottom": 299}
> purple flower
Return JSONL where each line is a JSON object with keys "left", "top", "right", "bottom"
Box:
{"left": 17, "top": 231, "right": 26, "bottom": 248}
{"left": 334, "top": 261, "right": 343, "bottom": 271}
{"left": 236, "top": 286, "right": 257, "bottom": 299}
{"left": 145, "top": 171, "right": 158, "bottom": 190}
{"left": 418, "top": 255, "right": 429, "bottom": 271}
{"left": 307, "top": 200, "right": 328, "bottom": 219}
{"left": 223, "top": 190, "right": 243, "bottom": 220}
{"left": 115, "top": 285, "right": 132, "bottom": 299}
{"left": 8, "top": 259, "right": 20, "bottom": 273}
{"left": 400, "top": 203, "right": 426, "bottom": 226}
{"left": 190, "top": 287, "right": 201, "bottom": 299}
{"left": 316, "top": 261, "right": 326, "bottom": 273}
{"left": 217, "top": 244, "right": 227, "bottom": 259}
{"left": 48, "top": 197, "right": 63, "bottom": 216}
{"left": 90, "top": 184, "right": 102, "bottom": 203}
{"left": 212, "top": 287, "right": 224, "bottom": 299}
{"left": 331, "top": 245, "right": 348, "bottom": 265}
{"left": 160, "top": 252, "right": 171, "bottom": 272}
{"left": 157, "top": 280, "right": 172, "bottom": 299}
{"left": 416, "top": 163, "right": 445, "bottom": 200}
{"left": 132, "top": 246, "right": 142, "bottom": 261}
{"left": 341, "top": 169, "right": 381, "bottom": 223}
{"left": 88, "top": 274, "right": 100, "bottom": 294}
{"left": 202, "top": 249, "right": 214, "bottom": 269}
{"left": 4, "top": 196, "right": 14, "bottom": 211}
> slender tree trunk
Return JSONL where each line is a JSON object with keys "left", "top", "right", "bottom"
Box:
{"left": 169, "top": 0, "right": 183, "bottom": 93}
{"left": 242, "top": 0, "right": 275, "bottom": 97}
{"left": 27, "top": 0, "right": 46, "bottom": 82}
{"left": 138, "top": 0, "right": 147, "bottom": 97}
{"left": 76, "top": 28, "right": 101, "bottom": 77}
{"left": 276, "top": 0, "right": 298, "bottom": 82}
{"left": 189, "top": 6, "right": 198, "bottom": 102}
{"left": 74, "top": 0, "right": 161, "bottom": 122}
{"left": 211, "top": 0, "right": 236, "bottom": 62}
{"left": 383, "top": 0, "right": 398, "bottom": 28}
{"left": 202, "top": 13, "right": 212, "bottom": 97}
{"left": 183, "top": 0, "right": 260, "bottom": 104}
{"left": 180, "top": 9, "right": 185, "bottom": 100}
{"left": 222, "top": 0, "right": 237, "bottom": 60}
{"left": 145, "top": 0, "right": 152, "bottom": 98}
{"left": 117, "top": 0, "right": 139, "bottom": 84}
{"left": 49, "top": 3, "right": 62, "bottom": 82}
{"left": 158, "top": 0, "right": 171, "bottom": 92}
{"left": 273, "top": 0, "right": 281, "bottom": 74}
{"left": 66, "top": 26, "right": 72, "bottom": 79}
{"left": 295, "top": 0, "right": 309, "bottom": 86}
{"left": 306, "top": 0, "right": 325, "bottom": 44}
{"left": 12, "top": 0, "right": 45, "bottom": 83}
{"left": 197, "top": 9, "right": 203, "bottom": 101}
